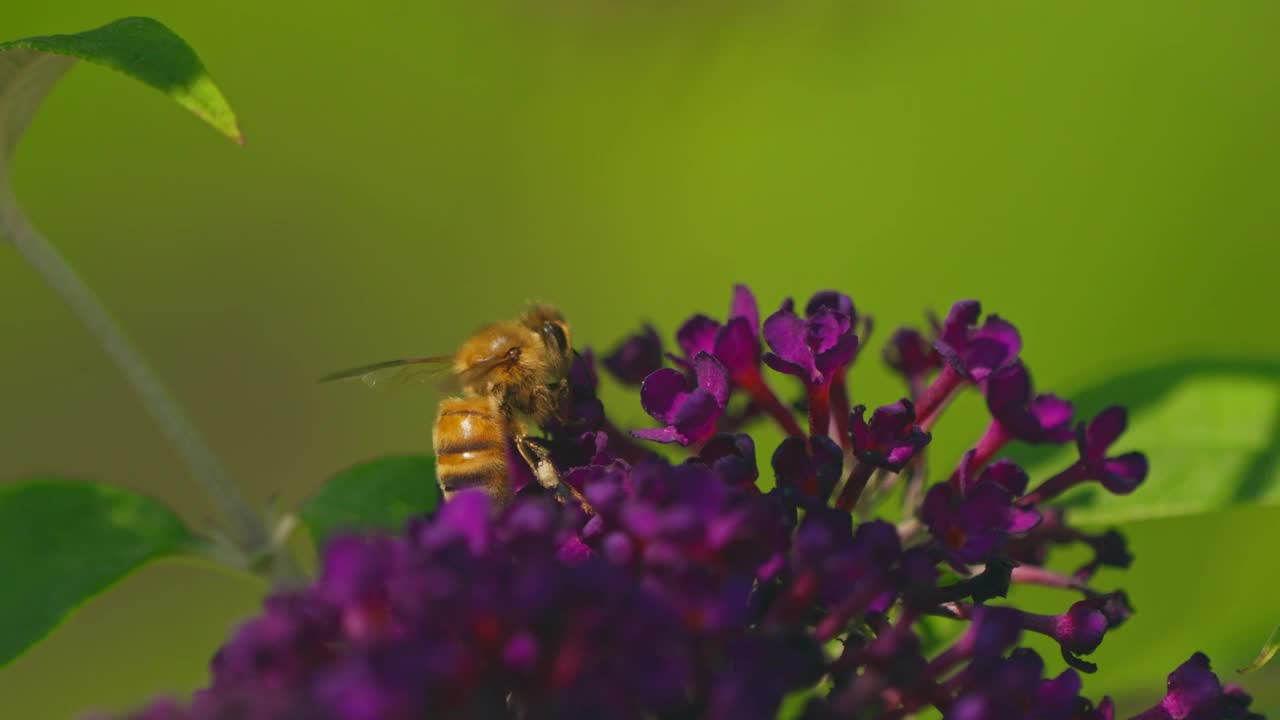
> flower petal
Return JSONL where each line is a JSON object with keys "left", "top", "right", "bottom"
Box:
{"left": 1100, "top": 452, "right": 1148, "bottom": 494}
{"left": 676, "top": 314, "right": 721, "bottom": 358}
{"left": 1085, "top": 406, "right": 1129, "bottom": 459}
{"left": 729, "top": 284, "right": 760, "bottom": 332}
{"left": 671, "top": 388, "right": 723, "bottom": 445}
{"left": 692, "top": 352, "right": 731, "bottom": 407}
{"left": 763, "top": 306, "right": 821, "bottom": 384}
{"left": 639, "top": 368, "right": 691, "bottom": 424}
{"left": 713, "top": 316, "right": 760, "bottom": 378}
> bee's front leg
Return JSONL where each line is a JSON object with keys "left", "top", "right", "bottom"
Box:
{"left": 514, "top": 435, "right": 595, "bottom": 515}
{"left": 514, "top": 435, "right": 560, "bottom": 491}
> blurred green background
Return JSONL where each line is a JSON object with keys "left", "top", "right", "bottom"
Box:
{"left": 3, "top": 1, "right": 1280, "bottom": 717}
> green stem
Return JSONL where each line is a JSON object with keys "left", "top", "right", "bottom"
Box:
{"left": 1, "top": 174, "right": 297, "bottom": 582}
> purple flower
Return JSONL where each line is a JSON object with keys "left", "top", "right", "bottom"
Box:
{"left": 1021, "top": 407, "right": 1150, "bottom": 505}
{"left": 983, "top": 361, "right": 1074, "bottom": 444}
{"left": 849, "top": 400, "right": 932, "bottom": 472}
{"left": 668, "top": 285, "right": 807, "bottom": 439}
{"left": 947, "top": 647, "right": 1117, "bottom": 720}
{"left": 703, "top": 632, "right": 825, "bottom": 720}
{"left": 692, "top": 432, "right": 759, "bottom": 490}
{"left": 771, "top": 435, "right": 843, "bottom": 501}
{"left": 110, "top": 285, "right": 1249, "bottom": 720}
{"left": 1078, "top": 406, "right": 1149, "bottom": 494}
{"left": 674, "top": 314, "right": 721, "bottom": 362}
{"left": 1016, "top": 597, "right": 1114, "bottom": 673}
{"left": 632, "top": 352, "right": 729, "bottom": 446}
{"left": 670, "top": 284, "right": 763, "bottom": 379}
{"left": 911, "top": 300, "right": 1022, "bottom": 432}
{"left": 883, "top": 322, "right": 942, "bottom": 398}
{"left": 935, "top": 300, "right": 1022, "bottom": 383}
{"left": 762, "top": 295, "right": 861, "bottom": 440}
{"left": 1131, "top": 653, "right": 1264, "bottom": 720}
{"left": 762, "top": 298, "right": 859, "bottom": 387}
{"left": 602, "top": 325, "right": 664, "bottom": 386}
{"left": 714, "top": 284, "right": 765, "bottom": 378}
{"left": 922, "top": 463, "right": 1039, "bottom": 570}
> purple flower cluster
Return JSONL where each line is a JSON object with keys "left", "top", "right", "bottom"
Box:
{"left": 109, "top": 287, "right": 1262, "bottom": 720}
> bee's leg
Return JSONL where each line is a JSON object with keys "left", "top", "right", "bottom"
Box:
{"left": 514, "top": 435, "right": 560, "bottom": 491}
{"left": 514, "top": 435, "right": 596, "bottom": 516}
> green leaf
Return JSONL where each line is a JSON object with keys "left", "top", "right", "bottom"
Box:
{"left": 1240, "top": 624, "right": 1280, "bottom": 674}
{"left": 1011, "top": 358, "right": 1280, "bottom": 526}
{"left": 0, "top": 16, "right": 243, "bottom": 151}
{"left": 0, "top": 479, "right": 195, "bottom": 667}
{"left": 300, "top": 455, "right": 440, "bottom": 549}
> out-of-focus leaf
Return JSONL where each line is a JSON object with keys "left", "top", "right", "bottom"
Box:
{"left": 1012, "top": 358, "right": 1280, "bottom": 526}
{"left": 299, "top": 455, "right": 439, "bottom": 549}
{"left": 0, "top": 479, "right": 195, "bottom": 667}
{"left": 0, "top": 16, "right": 242, "bottom": 162}
{"left": 1240, "top": 624, "right": 1280, "bottom": 674}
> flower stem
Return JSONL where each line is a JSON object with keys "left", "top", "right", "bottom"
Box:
{"left": 829, "top": 373, "right": 852, "bottom": 449}
{"left": 806, "top": 380, "right": 832, "bottom": 442}
{"left": 834, "top": 460, "right": 875, "bottom": 512}
{"left": 1009, "top": 565, "right": 1090, "bottom": 593}
{"left": 915, "top": 365, "right": 964, "bottom": 431}
{"left": 0, "top": 178, "right": 295, "bottom": 582}
{"left": 737, "top": 367, "right": 804, "bottom": 437}
{"left": 1020, "top": 462, "right": 1087, "bottom": 506}
{"left": 953, "top": 420, "right": 1010, "bottom": 487}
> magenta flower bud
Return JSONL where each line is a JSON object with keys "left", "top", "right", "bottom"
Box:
{"left": 849, "top": 400, "right": 932, "bottom": 472}
{"left": 884, "top": 319, "right": 943, "bottom": 399}
{"left": 1078, "top": 406, "right": 1149, "bottom": 494}
{"left": 602, "top": 324, "right": 664, "bottom": 386}
{"left": 935, "top": 300, "right": 1022, "bottom": 383}
{"left": 1021, "top": 406, "right": 1150, "bottom": 506}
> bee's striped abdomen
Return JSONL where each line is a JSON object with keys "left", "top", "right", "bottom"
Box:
{"left": 433, "top": 395, "right": 513, "bottom": 508}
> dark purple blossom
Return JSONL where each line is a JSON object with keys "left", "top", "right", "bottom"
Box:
{"left": 1077, "top": 406, "right": 1150, "bottom": 493}
{"left": 849, "top": 400, "right": 933, "bottom": 472}
{"left": 914, "top": 300, "right": 1022, "bottom": 431}
{"left": 762, "top": 295, "right": 861, "bottom": 439}
{"left": 1013, "top": 596, "right": 1117, "bottom": 673}
{"left": 1131, "top": 653, "right": 1264, "bottom": 720}
{"left": 964, "top": 361, "right": 1074, "bottom": 474}
{"left": 1022, "top": 406, "right": 1150, "bottom": 505}
{"left": 108, "top": 285, "right": 1256, "bottom": 720}
{"left": 771, "top": 435, "right": 843, "bottom": 502}
{"left": 935, "top": 300, "right": 1022, "bottom": 383}
{"left": 949, "top": 649, "right": 1096, "bottom": 720}
{"left": 984, "top": 362, "right": 1074, "bottom": 443}
{"left": 602, "top": 324, "right": 664, "bottom": 386}
{"left": 922, "top": 479, "right": 1038, "bottom": 570}
{"left": 762, "top": 299, "right": 859, "bottom": 386}
{"left": 668, "top": 285, "right": 805, "bottom": 438}
{"left": 833, "top": 400, "right": 932, "bottom": 511}
{"left": 632, "top": 352, "right": 729, "bottom": 446}
{"left": 691, "top": 432, "right": 759, "bottom": 490}
{"left": 883, "top": 320, "right": 943, "bottom": 399}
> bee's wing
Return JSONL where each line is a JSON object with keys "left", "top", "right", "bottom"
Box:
{"left": 318, "top": 356, "right": 455, "bottom": 392}
{"left": 453, "top": 348, "right": 521, "bottom": 389}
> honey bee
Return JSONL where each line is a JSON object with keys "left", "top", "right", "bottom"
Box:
{"left": 319, "top": 304, "right": 587, "bottom": 511}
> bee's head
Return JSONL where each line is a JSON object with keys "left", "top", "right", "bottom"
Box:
{"left": 521, "top": 304, "right": 574, "bottom": 370}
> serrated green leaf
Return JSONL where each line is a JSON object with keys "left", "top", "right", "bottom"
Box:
{"left": 1011, "top": 358, "right": 1280, "bottom": 526}
{"left": 0, "top": 17, "right": 242, "bottom": 151}
{"left": 0, "top": 479, "right": 195, "bottom": 667}
{"left": 300, "top": 455, "right": 440, "bottom": 549}
{"left": 1240, "top": 624, "right": 1280, "bottom": 674}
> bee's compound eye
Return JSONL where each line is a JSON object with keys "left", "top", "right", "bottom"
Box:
{"left": 541, "top": 322, "right": 568, "bottom": 352}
